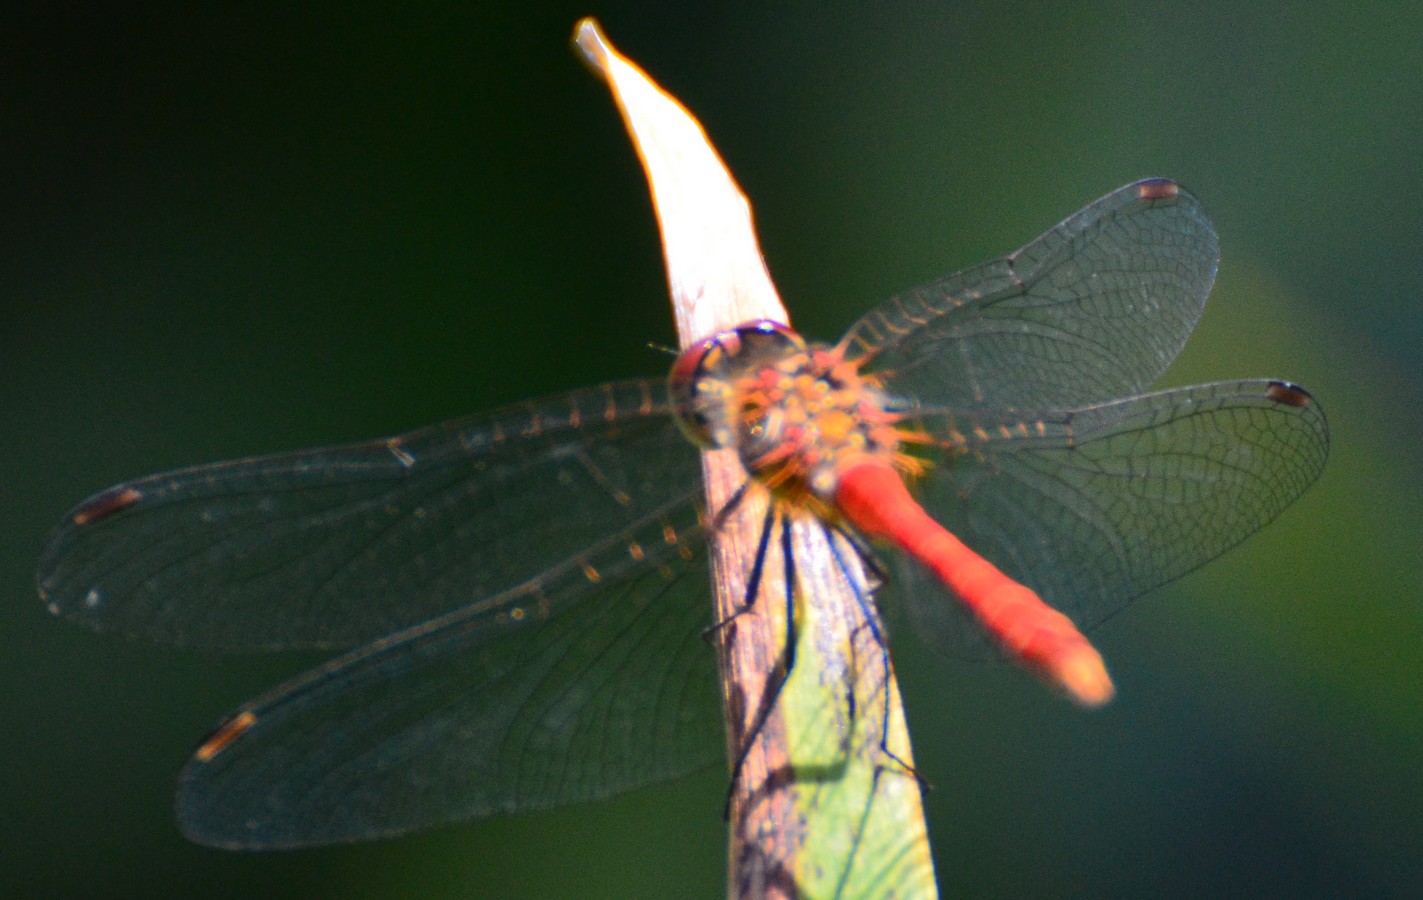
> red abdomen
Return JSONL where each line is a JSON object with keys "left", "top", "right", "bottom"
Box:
{"left": 834, "top": 459, "right": 1114, "bottom": 706}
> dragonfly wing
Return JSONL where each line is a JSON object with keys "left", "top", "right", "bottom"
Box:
{"left": 38, "top": 379, "right": 701, "bottom": 650}
{"left": 178, "top": 493, "right": 722, "bottom": 848}
{"left": 900, "top": 381, "right": 1329, "bottom": 658}
{"left": 845, "top": 179, "right": 1219, "bottom": 410}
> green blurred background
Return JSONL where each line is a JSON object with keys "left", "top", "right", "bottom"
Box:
{"left": 5, "top": 3, "right": 1420, "bottom": 897}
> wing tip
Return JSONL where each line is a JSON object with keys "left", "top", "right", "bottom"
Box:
{"left": 193, "top": 709, "right": 259, "bottom": 763}
{"left": 1265, "top": 380, "right": 1314, "bottom": 409}
{"left": 1135, "top": 178, "right": 1181, "bottom": 202}
{"left": 71, "top": 486, "right": 144, "bottom": 526}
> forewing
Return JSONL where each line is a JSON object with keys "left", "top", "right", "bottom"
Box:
{"left": 177, "top": 495, "right": 722, "bottom": 848}
{"left": 38, "top": 379, "right": 701, "bottom": 650}
{"left": 845, "top": 179, "right": 1219, "bottom": 410}
{"left": 899, "top": 381, "right": 1329, "bottom": 656}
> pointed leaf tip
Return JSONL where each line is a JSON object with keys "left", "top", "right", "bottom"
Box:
{"left": 571, "top": 18, "right": 610, "bottom": 76}
{"left": 569, "top": 18, "right": 784, "bottom": 345}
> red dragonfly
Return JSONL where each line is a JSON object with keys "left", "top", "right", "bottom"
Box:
{"left": 38, "top": 178, "right": 1328, "bottom": 849}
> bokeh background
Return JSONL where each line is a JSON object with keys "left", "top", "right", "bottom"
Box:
{"left": 5, "top": 3, "right": 1421, "bottom": 897}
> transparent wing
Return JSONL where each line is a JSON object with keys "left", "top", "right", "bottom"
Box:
{"left": 177, "top": 495, "right": 723, "bottom": 848}
{"left": 899, "top": 381, "right": 1329, "bottom": 656}
{"left": 845, "top": 179, "right": 1219, "bottom": 410}
{"left": 37, "top": 379, "right": 701, "bottom": 650}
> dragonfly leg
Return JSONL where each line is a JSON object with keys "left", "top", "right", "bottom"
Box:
{"left": 722, "top": 513, "right": 799, "bottom": 820}
{"left": 701, "top": 498, "right": 778, "bottom": 646}
{"left": 823, "top": 525, "right": 928, "bottom": 791}
{"left": 828, "top": 521, "right": 889, "bottom": 595}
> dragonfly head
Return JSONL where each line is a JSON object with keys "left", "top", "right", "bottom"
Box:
{"left": 669, "top": 320, "right": 916, "bottom": 511}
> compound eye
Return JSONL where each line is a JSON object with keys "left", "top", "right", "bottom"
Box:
{"left": 667, "top": 320, "right": 806, "bottom": 449}
{"left": 733, "top": 320, "right": 801, "bottom": 354}
{"left": 667, "top": 335, "right": 717, "bottom": 402}
{"left": 667, "top": 332, "right": 732, "bottom": 449}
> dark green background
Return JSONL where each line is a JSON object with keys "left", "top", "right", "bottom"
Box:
{"left": 6, "top": 3, "right": 1420, "bottom": 897}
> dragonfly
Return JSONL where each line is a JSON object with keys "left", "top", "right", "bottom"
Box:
{"left": 37, "top": 178, "right": 1329, "bottom": 850}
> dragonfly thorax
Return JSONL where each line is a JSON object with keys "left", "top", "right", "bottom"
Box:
{"left": 668, "top": 320, "right": 914, "bottom": 512}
